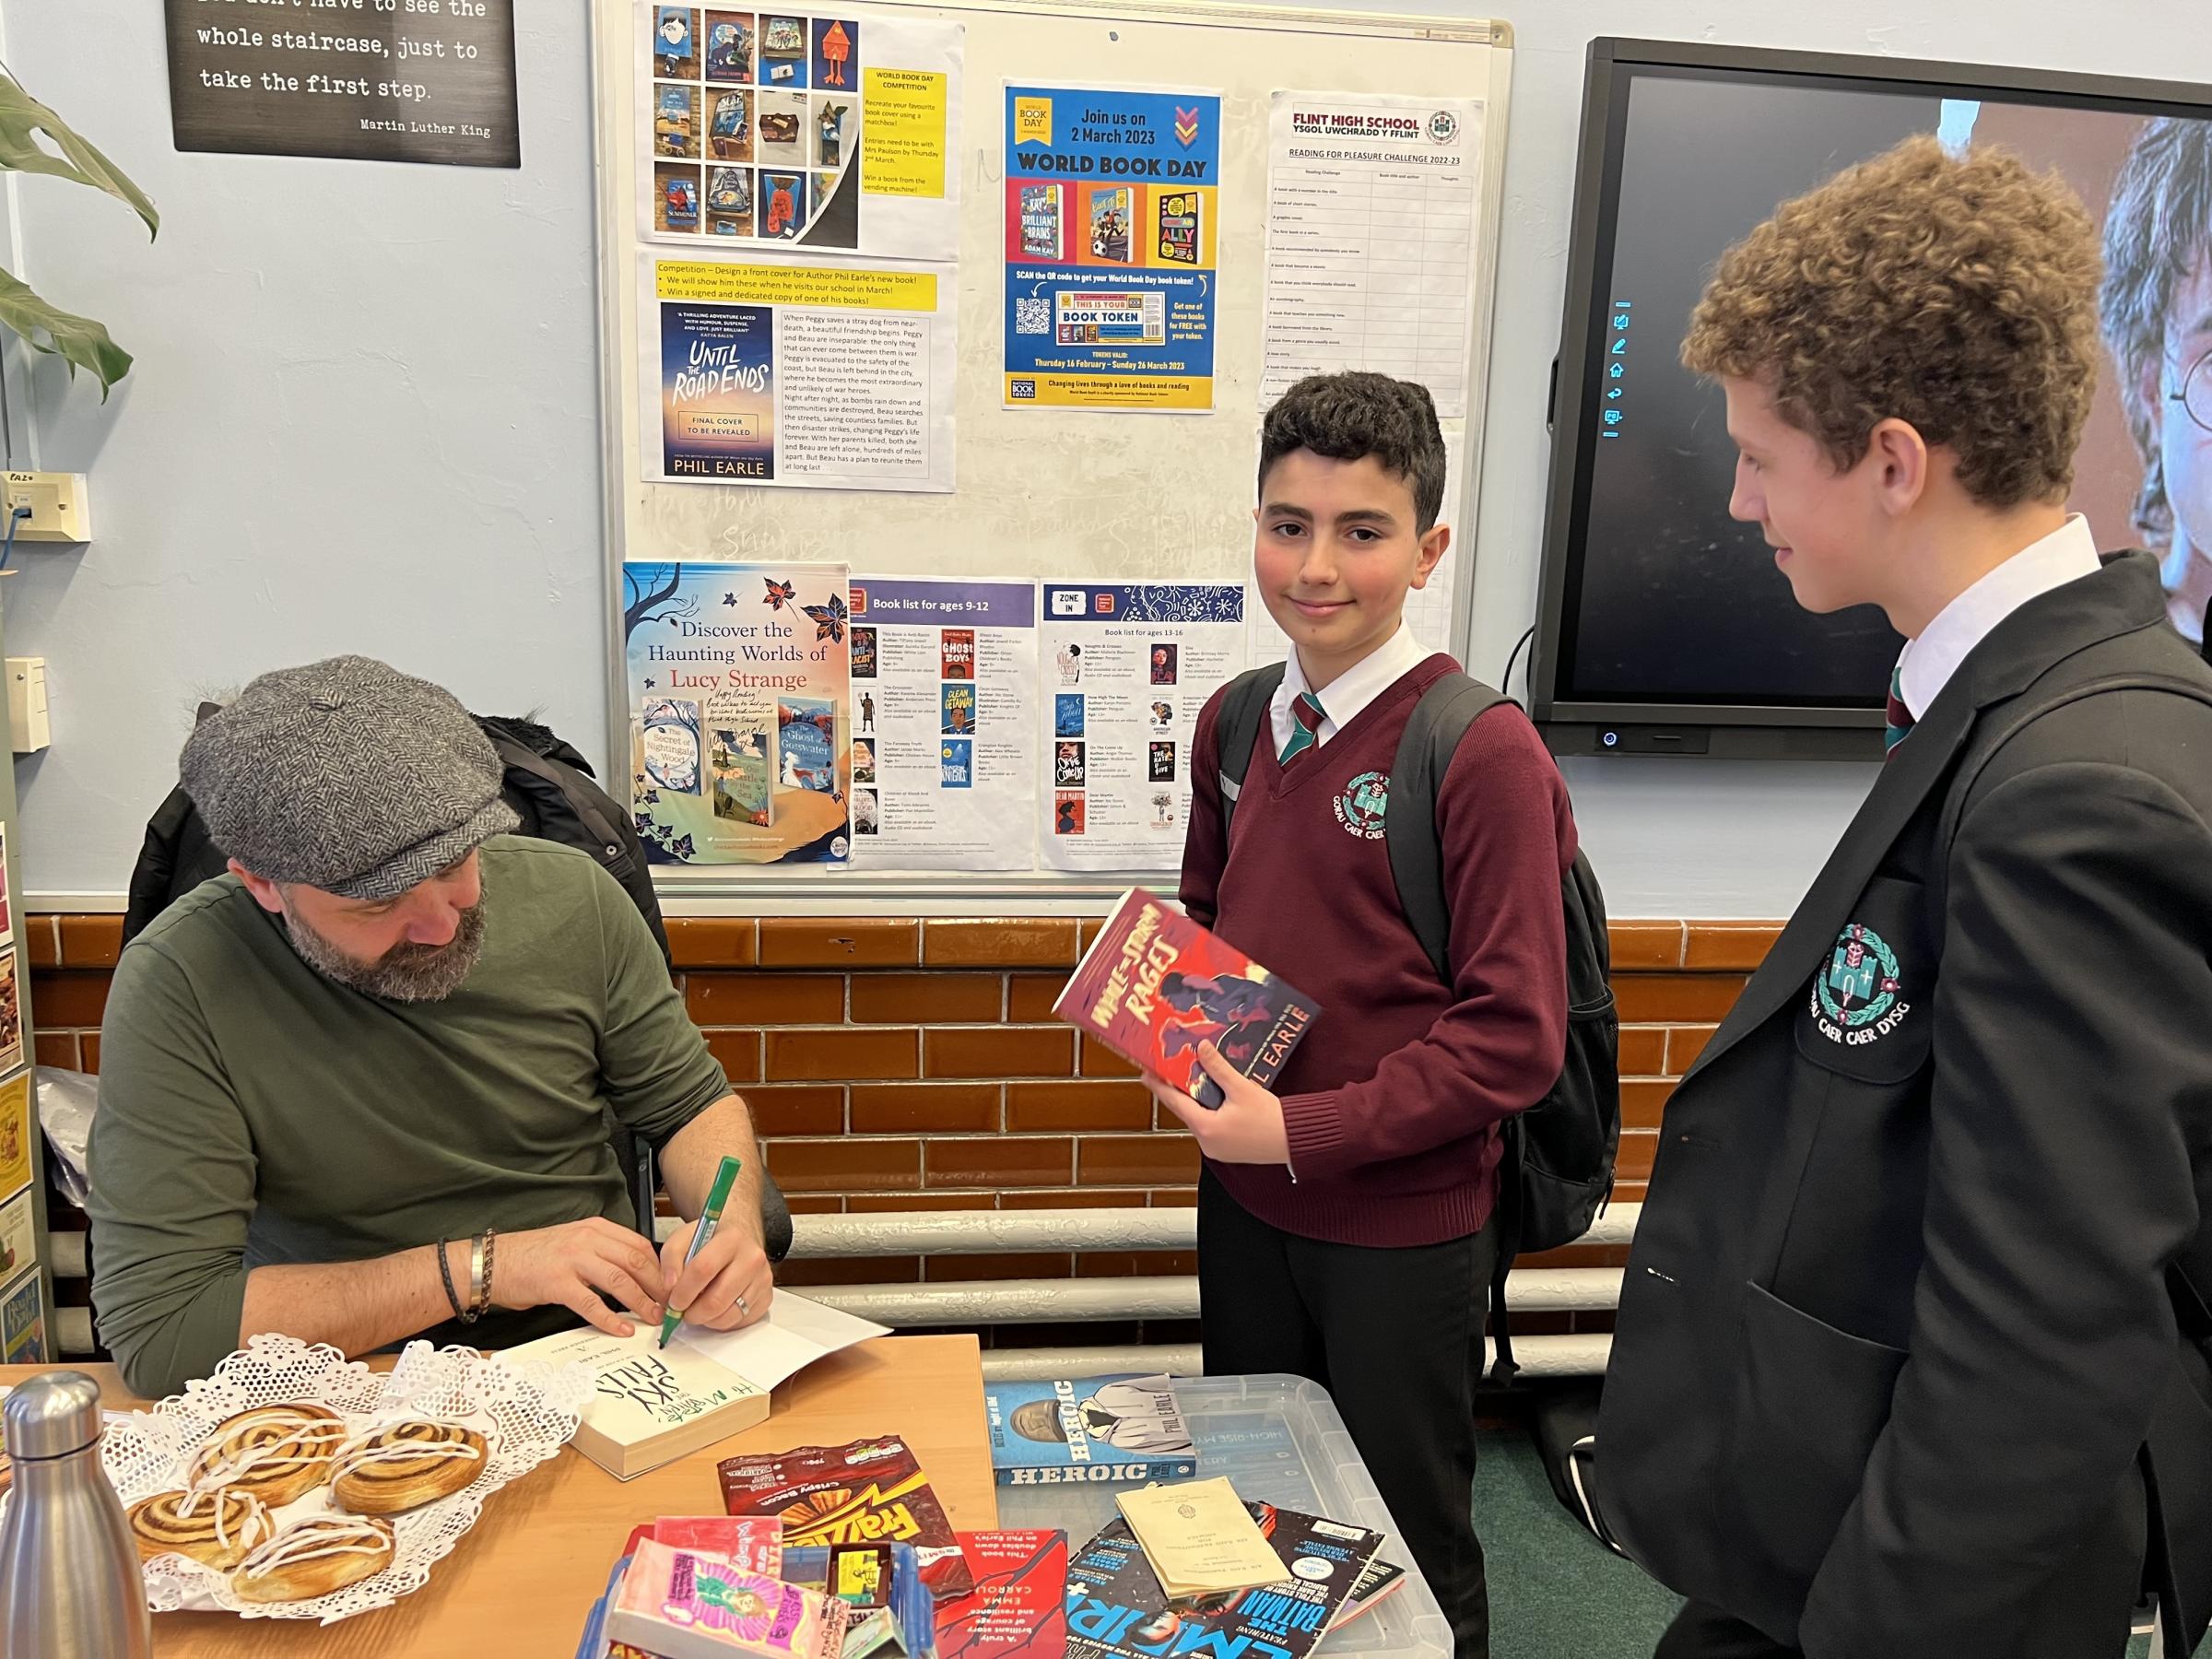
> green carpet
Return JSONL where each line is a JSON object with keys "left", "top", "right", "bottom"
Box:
{"left": 1477, "top": 1428, "right": 1679, "bottom": 1658}
{"left": 1474, "top": 1429, "right": 2206, "bottom": 1658}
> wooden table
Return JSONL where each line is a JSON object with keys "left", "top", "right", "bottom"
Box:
{"left": 3, "top": 1334, "right": 996, "bottom": 1657}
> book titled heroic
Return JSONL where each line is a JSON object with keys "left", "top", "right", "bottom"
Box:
{"left": 1053, "top": 888, "right": 1320, "bottom": 1108}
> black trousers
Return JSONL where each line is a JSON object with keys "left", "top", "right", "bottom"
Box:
{"left": 1197, "top": 1169, "right": 1498, "bottom": 1659}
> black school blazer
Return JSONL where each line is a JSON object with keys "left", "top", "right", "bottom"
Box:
{"left": 1599, "top": 554, "right": 2212, "bottom": 1658}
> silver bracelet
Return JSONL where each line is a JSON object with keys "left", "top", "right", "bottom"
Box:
{"left": 465, "top": 1232, "right": 489, "bottom": 1324}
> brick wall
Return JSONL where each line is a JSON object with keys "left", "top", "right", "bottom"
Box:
{"left": 25, "top": 912, "right": 1778, "bottom": 1347}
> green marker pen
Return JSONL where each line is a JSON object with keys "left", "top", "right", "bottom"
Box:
{"left": 659, "top": 1154, "right": 744, "bottom": 1349}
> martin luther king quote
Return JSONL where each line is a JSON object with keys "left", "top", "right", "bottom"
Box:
{"left": 164, "top": 0, "right": 521, "bottom": 167}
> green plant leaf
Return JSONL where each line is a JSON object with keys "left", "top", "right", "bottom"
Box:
{"left": 0, "top": 75, "right": 157, "bottom": 237}
{"left": 0, "top": 266, "right": 130, "bottom": 396}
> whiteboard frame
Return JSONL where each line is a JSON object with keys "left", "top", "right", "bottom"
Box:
{"left": 590, "top": 0, "right": 1514, "bottom": 912}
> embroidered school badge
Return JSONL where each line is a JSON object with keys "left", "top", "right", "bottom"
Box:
{"left": 1808, "top": 922, "right": 1911, "bottom": 1047}
{"left": 1335, "top": 771, "right": 1389, "bottom": 840}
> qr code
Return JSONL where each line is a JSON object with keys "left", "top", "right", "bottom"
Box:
{"left": 1014, "top": 297, "right": 1050, "bottom": 335}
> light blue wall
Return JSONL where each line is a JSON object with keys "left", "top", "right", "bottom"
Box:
{"left": 3, "top": 0, "right": 2202, "bottom": 912}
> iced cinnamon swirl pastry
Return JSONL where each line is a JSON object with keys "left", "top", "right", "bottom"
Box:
{"left": 182, "top": 1403, "right": 348, "bottom": 1509}
{"left": 229, "top": 1514, "right": 396, "bottom": 1604}
{"left": 127, "top": 1488, "right": 272, "bottom": 1571}
{"left": 330, "top": 1419, "right": 488, "bottom": 1515}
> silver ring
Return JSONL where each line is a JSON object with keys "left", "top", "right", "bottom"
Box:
{"left": 736, "top": 1292, "right": 750, "bottom": 1317}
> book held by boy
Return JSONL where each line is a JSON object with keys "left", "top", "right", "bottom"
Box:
{"left": 500, "top": 1292, "right": 888, "bottom": 1479}
{"left": 1054, "top": 888, "right": 1320, "bottom": 1108}
{"left": 983, "top": 1374, "right": 1196, "bottom": 1487}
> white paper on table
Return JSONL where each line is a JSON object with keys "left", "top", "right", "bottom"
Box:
{"left": 1259, "top": 90, "right": 1487, "bottom": 418}
{"left": 673, "top": 1292, "right": 888, "bottom": 1390}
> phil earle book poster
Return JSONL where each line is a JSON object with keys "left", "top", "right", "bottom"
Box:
{"left": 626, "top": 560, "right": 853, "bottom": 865}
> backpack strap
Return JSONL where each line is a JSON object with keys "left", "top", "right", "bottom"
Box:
{"left": 1212, "top": 664, "right": 1288, "bottom": 839}
{"left": 1382, "top": 673, "right": 1530, "bottom": 1379}
{"left": 1387, "top": 672, "right": 1511, "bottom": 982}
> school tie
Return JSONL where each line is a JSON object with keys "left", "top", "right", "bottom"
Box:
{"left": 1885, "top": 664, "right": 1915, "bottom": 756}
{"left": 1278, "top": 691, "right": 1327, "bottom": 766}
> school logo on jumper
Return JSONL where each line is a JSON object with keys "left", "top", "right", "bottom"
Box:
{"left": 1335, "top": 771, "right": 1389, "bottom": 840}
{"left": 1810, "top": 922, "right": 1911, "bottom": 1046}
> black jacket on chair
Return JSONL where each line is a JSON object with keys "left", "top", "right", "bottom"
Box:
{"left": 1599, "top": 554, "right": 2212, "bottom": 1658}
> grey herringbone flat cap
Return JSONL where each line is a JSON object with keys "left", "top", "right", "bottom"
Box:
{"left": 180, "top": 655, "right": 519, "bottom": 900}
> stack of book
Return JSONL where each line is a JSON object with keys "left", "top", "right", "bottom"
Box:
{"left": 576, "top": 1523, "right": 1072, "bottom": 1659}
{"left": 1064, "top": 1482, "right": 1401, "bottom": 1659}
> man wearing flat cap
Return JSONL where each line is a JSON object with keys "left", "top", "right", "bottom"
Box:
{"left": 88, "top": 656, "right": 774, "bottom": 1397}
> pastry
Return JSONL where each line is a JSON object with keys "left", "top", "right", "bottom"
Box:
{"left": 182, "top": 1403, "right": 347, "bottom": 1509}
{"left": 330, "top": 1419, "right": 488, "bottom": 1515}
{"left": 229, "top": 1514, "right": 396, "bottom": 1604}
{"left": 126, "top": 1488, "right": 271, "bottom": 1571}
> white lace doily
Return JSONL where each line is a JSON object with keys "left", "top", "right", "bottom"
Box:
{"left": 86, "top": 1335, "right": 591, "bottom": 1625}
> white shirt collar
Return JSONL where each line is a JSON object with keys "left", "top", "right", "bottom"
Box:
{"left": 1896, "top": 515, "right": 2101, "bottom": 720}
{"left": 1269, "top": 622, "right": 1430, "bottom": 756}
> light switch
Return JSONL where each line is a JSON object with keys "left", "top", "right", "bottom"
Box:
{"left": 7, "top": 657, "right": 49, "bottom": 753}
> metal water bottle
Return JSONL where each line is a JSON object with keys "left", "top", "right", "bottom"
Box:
{"left": 0, "top": 1371, "right": 152, "bottom": 1658}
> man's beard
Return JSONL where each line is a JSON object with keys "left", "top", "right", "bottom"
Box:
{"left": 282, "top": 885, "right": 490, "bottom": 1004}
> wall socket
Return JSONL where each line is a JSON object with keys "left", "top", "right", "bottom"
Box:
{"left": 2, "top": 472, "right": 90, "bottom": 544}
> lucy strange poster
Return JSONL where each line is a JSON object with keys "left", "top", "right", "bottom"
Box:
{"left": 625, "top": 559, "right": 854, "bottom": 865}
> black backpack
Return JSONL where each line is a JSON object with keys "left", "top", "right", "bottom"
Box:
{"left": 1214, "top": 665, "right": 1620, "bottom": 1383}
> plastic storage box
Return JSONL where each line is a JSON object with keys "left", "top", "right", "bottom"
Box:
{"left": 995, "top": 1373, "right": 1452, "bottom": 1659}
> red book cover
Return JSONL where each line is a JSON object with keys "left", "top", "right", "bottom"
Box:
{"left": 715, "top": 1435, "right": 975, "bottom": 1600}
{"left": 1053, "top": 888, "right": 1321, "bottom": 1108}
{"left": 935, "top": 1531, "right": 1069, "bottom": 1659}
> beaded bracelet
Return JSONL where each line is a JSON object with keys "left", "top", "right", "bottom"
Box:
{"left": 434, "top": 1239, "right": 465, "bottom": 1321}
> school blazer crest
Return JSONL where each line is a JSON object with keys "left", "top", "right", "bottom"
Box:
{"left": 1599, "top": 554, "right": 2212, "bottom": 1659}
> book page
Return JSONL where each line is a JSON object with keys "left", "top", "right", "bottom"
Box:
{"left": 675, "top": 1291, "right": 888, "bottom": 1390}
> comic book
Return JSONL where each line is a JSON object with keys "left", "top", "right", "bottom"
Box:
{"left": 717, "top": 1435, "right": 976, "bottom": 1601}
{"left": 983, "top": 1375, "right": 1195, "bottom": 1488}
{"left": 1063, "top": 1504, "right": 1382, "bottom": 1659}
{"left": 1054, "top": 888, "right": 1320, "bottom": 1109}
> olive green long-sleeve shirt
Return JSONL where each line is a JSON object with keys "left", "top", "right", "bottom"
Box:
{"left": 88, "top": 836, "right": 729, "bottom": 1396}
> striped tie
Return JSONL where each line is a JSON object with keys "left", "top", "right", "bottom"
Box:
{"left": 1885, "top": 664, "right": 1915, "bottom": 756}
{"left": 1278, "top": 691, "right": 1327, "bottom": 766}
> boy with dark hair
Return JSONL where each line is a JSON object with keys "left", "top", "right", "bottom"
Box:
{"left": 1601, "top": 135, "right": 2212, "bottom": 1659}
{"left": 1151, "top": 370, "right": 1577, "bottom": 1659}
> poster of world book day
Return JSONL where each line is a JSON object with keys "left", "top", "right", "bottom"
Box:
{"left": 625, "top": 559, "right": 854, "bottom": 866}
{"left": 641, "top": 253, "right": 957, "bottom": 492}
{"left": 1002, "top": 83, "right": 1221, "bottom": 412}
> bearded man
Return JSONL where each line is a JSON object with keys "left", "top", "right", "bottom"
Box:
{"left": 88, "top": 656, "right": 772, "bottom": 1395}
